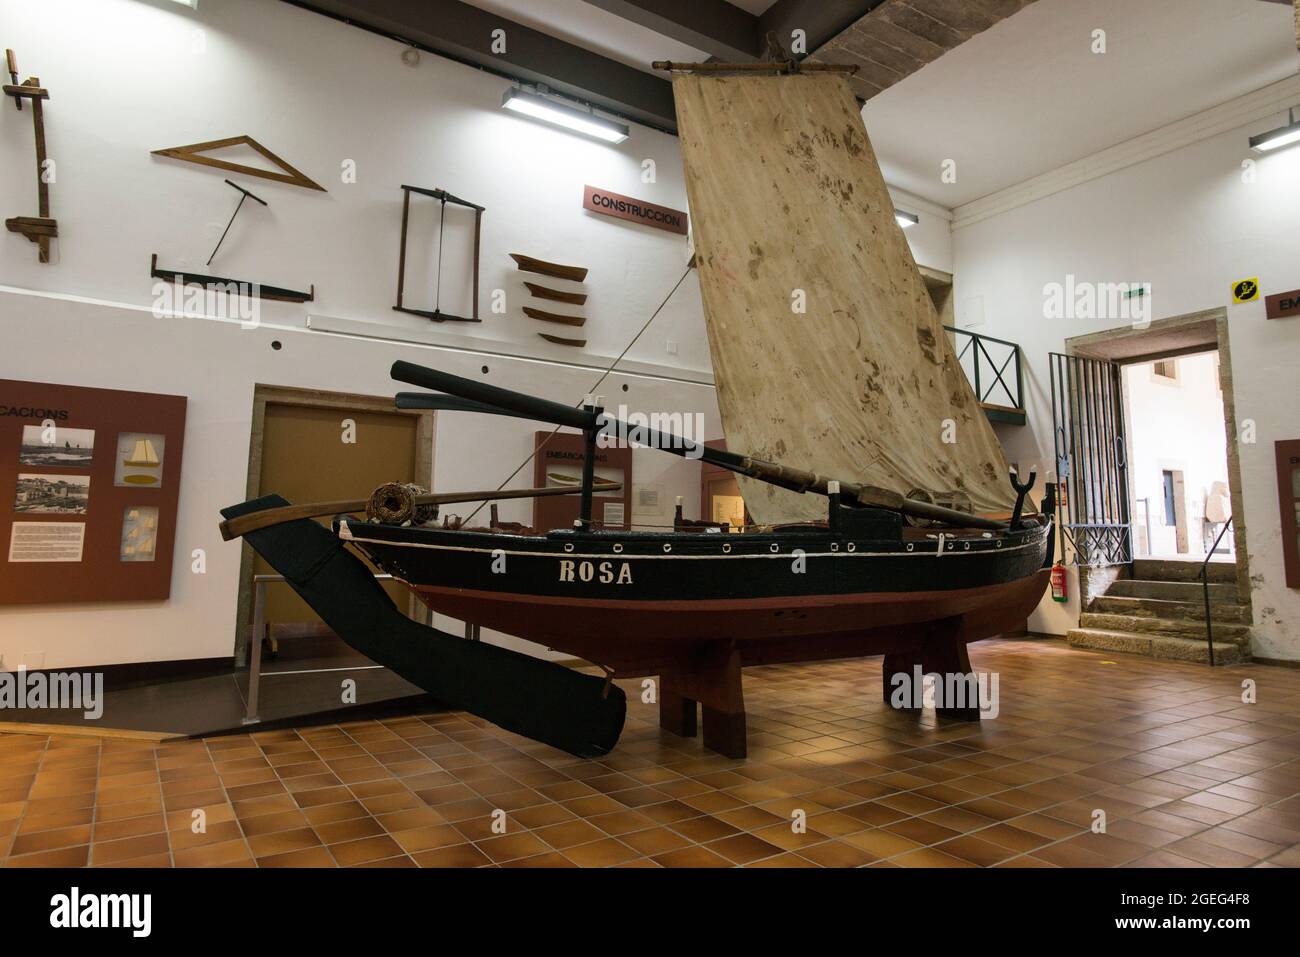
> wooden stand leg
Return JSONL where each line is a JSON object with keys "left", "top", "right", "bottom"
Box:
{"left": 698, "top": 645, "right": 746, "bottom": 759}
{"left": 665, "top": 644, "right": 747, "bottom": 758}
{"left": 702, "top": 705, "right": 746, "bottom": 759}
{"left": 658, "top": 675, "right": 697, "bottom": 738}
{"left": 881, "top": 617, "right": 983, "bottom": 721}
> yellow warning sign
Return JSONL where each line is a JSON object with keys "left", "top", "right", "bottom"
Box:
{"left": 1232, "top": 277, "right": 1260, "bottom": 303}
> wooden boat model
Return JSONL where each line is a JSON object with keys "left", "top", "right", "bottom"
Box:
{"left": 224, "top": 360, "right": 1051, "bottom": 758}
{"left": 223, "top": 53, "right": 1054, "bottom": 759}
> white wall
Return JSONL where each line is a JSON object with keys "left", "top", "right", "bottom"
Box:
{"left": 0, "top": 0, "right": 945, "bottom": 670}
{"left": 952, "top": 109, "right": 1300, "bottom": 659}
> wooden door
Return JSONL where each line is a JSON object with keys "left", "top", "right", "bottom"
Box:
{"left": 255, "top": 402, "right": 418, "bottom": 625}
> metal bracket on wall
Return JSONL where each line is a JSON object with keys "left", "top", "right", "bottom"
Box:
{"left": 394, "top": 184, "right": 484, "bottom": 323}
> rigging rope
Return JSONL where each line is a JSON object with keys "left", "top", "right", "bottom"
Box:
{"left": 461, "top": 263, "right": 695, "bottom": 525}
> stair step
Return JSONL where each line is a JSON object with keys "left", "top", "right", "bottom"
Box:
{"left": 1067, "top": 628, "right": 1246, "bottom": 664}
{"left": 1079, "top": 612, "right": 1251, "bottom": 645}
{"left": 1106, "top": 579, "right": 1237, "bottom": 603}
{"left": 1090, "top": 595, "right": 1252, "bottom": 624}
{"left": 1132, "top": 558, "right": 1235, "bottom": 584}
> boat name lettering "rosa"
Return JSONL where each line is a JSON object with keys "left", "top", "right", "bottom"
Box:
{"left": 558, "top": 559, "right": 633, "bottom": 585}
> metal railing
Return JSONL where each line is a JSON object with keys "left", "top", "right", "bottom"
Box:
{"left": 1200, "top": 517, "right": 1233, "bottom": 667}
{"left": 945, "top": 326, "right": 1023, "bottom": 411}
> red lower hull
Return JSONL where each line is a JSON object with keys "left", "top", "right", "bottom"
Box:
{"left": 412, "top": 569, "right": 1051, "bottom": 675}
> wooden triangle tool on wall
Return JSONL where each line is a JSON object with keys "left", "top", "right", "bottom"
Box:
{"left": 151, "top": 135, "right": 326, "bottom": 191}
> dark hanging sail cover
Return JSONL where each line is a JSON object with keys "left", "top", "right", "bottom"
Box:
{"left": 672, "top": 72, "right": 1015, "bottom": 523}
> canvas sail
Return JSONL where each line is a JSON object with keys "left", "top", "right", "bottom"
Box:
{"left": 672, "top": 72, "right": 1016, "bottom": 524}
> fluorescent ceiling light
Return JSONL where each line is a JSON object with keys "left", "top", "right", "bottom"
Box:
{"left": 895, "top": 209, "right": 919, "bottom": 228}
{"left": 1250, "top": 108, "right": 1300, "bottom": 153}
{"left": 501, "top": 88, "right": 629, "bottom": 144}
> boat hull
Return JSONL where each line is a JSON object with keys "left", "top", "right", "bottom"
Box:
{"left": 339, "top": 517, "right": 1050, "bottom": 671}
{"left": 336, "top": 514, "right": 1051, "bottom": 758}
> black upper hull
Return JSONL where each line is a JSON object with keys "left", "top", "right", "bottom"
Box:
{"left": 339, "top": 515, "right": 1051, "bottom": 604}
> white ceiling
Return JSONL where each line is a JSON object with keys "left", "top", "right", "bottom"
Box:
{"left": 461, "top": 0, "right": 1299, "bottom": 207}
{"left": 862, "top": 0, "right": 1300, "bottom": 208}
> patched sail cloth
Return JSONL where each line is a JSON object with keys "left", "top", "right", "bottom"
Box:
{"left": 672, "top": 72, "right": 1015, "bottom": 523}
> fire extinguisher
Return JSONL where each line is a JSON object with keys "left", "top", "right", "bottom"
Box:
{"left": 1050, "top": 562, "right": 1068, "bottom": 603}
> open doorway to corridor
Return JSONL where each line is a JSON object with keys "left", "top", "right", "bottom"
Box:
{"left": 1063, "top": 307, "right": 1252, "bottom": 600}
{"left": 1122, "top": 350, "right": 1234, "bottom": 564}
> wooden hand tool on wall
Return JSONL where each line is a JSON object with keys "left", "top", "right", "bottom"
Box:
{"left": 4, "top": 50, "right": 57, "bottom": 263}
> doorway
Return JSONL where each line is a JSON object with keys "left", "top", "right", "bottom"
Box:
{"left": 1064, "top": 307, "right": 1251, "bottom": 600}
{"left": 1122, "top": 350, "right": 1232, "bottom": 562}
{"left": 233, "top": 385, "right": 435, "bottom": 662}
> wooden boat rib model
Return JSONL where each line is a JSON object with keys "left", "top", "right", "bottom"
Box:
{"left": 523, "top": 281, "right": 586, "bottom": 305}
{"left": 510, "top": 253, "right": 587, "bottom": 282}
{"left": 522, "top": 305, "right": 584, "bottom": 327}
{"left": 538, "top": 333, "right": 586, "bottom": 347}
{"left": 223, "top": 51, "right": 1053, "bottom": 759}
{"left": 514, "top": 255, "right": 590, "bottom": 346}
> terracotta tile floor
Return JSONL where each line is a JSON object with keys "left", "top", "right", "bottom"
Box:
{"left": 2, "top": 637, "right": 1299, "bottom": 868}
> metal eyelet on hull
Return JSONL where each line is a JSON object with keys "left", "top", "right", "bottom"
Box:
{"left": 722, "top": 543, "right": 732, "bottom": 554}
{"left": 830, "top": 542, "right": 839, "bottom": 552}
{"left": 847, "top": 543, "right": 856, "bottom": 552}
{"left": 906, "top": 543, "right": 914, "bottom": 552}
{"left": 769, "top": 543, "right": 779, "bottom": 553}
{"left": 613, "top": 543, "right": 624, "bottom": 554}
{"left": 662, "top": 543, "right": 672, "bottom": 553}
{"left": 563, "top": 543, "right": 574, "bottom": 553}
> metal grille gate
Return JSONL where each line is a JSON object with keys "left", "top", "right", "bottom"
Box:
{"left": 1049, "top": 352, "right": 1132, "bottom": 566}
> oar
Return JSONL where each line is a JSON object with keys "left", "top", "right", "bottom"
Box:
{"left": 219, "top": 481, "right": 621, "bottom": 541}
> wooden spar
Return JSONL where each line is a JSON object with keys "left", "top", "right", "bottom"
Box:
{"left": 220, "top": 481, "right": 622, "bottom": 541}
{"left": 653, "top": 30, "right": 857, "bottom": 76}
{"left": 653, "top": 60, "right": 857, "bottom": 75}
{"left": 388, "top": 360, "right": 1008, "bottom": 531}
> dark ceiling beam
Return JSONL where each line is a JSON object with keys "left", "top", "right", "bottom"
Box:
{"left": 281, "top": 0, "right": 678, "bottom": 133}
{"left": 760, "top": 0, "right": 891, "bottom": 55}
{"left": 578, "top": 0, "right": 760, "bottom": 61}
